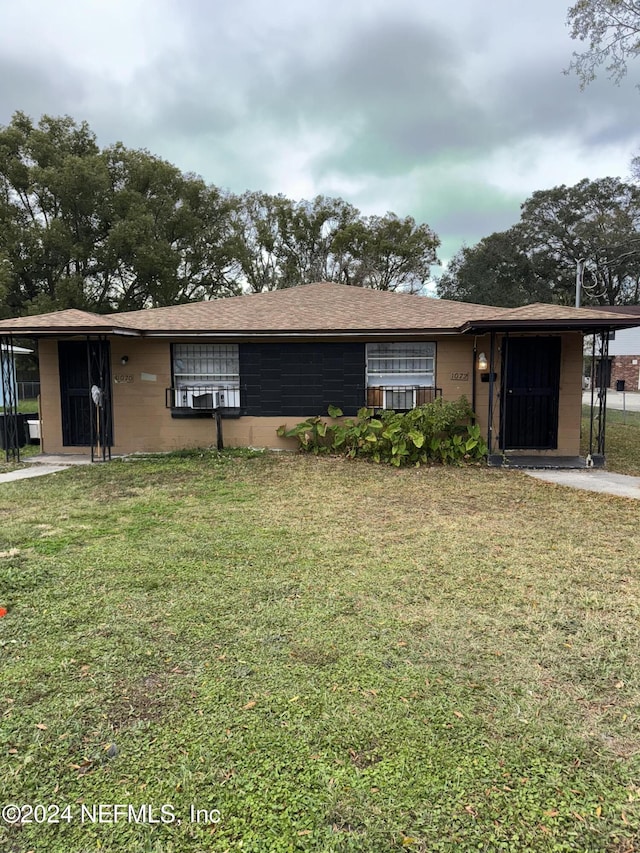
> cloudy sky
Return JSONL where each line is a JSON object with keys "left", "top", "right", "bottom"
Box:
{"left": 1, "top": 0, "right": 638, "bottom": 274}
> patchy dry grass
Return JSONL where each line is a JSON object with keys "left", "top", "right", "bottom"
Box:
{"left": 582, "top": 407, "right": 640, "bottom": 476}
{"left": 0, "top": 443, "right": 40, "bottom": 475}
{"left": 0, "top": 450, "right": 639, "bottom": 852}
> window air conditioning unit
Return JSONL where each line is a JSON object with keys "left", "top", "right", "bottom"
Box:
{"left": 174, "top": 387, "right": 240, "bottom": 409}
{"left": 383, "top": 388, "right": 416, "bottom": 410}
{"left": 212, "top": 388, "right": 240, "bottom": 409}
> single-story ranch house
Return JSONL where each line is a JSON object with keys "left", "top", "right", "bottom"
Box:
{"left": 0, "top": 282, "right": 638, "bottom": 465}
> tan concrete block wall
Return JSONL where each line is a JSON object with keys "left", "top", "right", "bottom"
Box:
{"left": 36, "top": 333, "right": 585, "bottom": 457}
{"left": 37, "top": 339, "right": 63, "bottom": 455}
{"left": 471, "top": 332, "right": 584, "bottom": 457}
{"left": 38, "top": 338, "right": 309, "bottom": 454}
{"left": 469, "top": 333, "right": 495, "bottom": 448}
{"left": 435, "top": 337, "right": 476, "bottom": 403}
{"left": 547, "top": 332, "right": 583, "bottom": 456}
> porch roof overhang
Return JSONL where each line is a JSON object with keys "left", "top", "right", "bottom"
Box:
{"left": 23, "top": 327, "right": 141, "bottom": 337}
{"left": 460, "top": 318, "right": 640, "bottom": 334}
{"left": 0, "top": 313, "right": 141, "bottom": 338}
{"left": 0, "top": 324, "right": 142, "bottom": 338}
{"left": 461, "top": 301, "right": 640, "bottom": 335}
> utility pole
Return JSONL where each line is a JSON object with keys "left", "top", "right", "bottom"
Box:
{"left": 576, "top": 240, "right": 640, "bottom": 308}
{"left": 575, "top": 258, "right": 584, "bottom": 308}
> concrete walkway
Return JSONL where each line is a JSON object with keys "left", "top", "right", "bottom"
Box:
{"left": 27, "top": 454, "right": 93, "bottom": 466}
{"left": 524, "top": 468, "right": 640, "bottom": 499}
{"left": 0, "top": 464, "right": 71, "bottom": 483}
{"left": 582, "top": 390, "right": 640, "bottom": 412}
{"left": 0, "top": 453, "right": 93, "bottom": 485}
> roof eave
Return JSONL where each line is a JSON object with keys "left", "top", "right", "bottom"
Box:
{"left": 461, "top": 318, "right": 640, "bottom": 334}
{"left": 140, "top": 327, "right": 463, "bottom": 338}
{"left": 0, "top": 326, "right": 142, "bottom": 337}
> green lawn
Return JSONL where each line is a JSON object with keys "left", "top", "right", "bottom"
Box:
{"left": 581, "top": 406, "right": 640, "bottom": 476}
{"left": 1, "top": 451, "right": 639, "bottom": 852}
{"left": 0, "top": 440, "right": 39, "bottom": 476}
{"left": 0, "top": 400, "right": 39, "bottom": 414}
{"left": 0, "top": 402, "right": 39, "bottom": 474}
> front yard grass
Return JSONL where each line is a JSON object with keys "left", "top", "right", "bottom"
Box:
{"left": 0, "top": 444, "right": 40, "bottom": 475}
{"left": 1, "top": 451, "right": 639, "bottom": 852}
{"left": 582, "top": 406, "right": 640, "bottom": 476}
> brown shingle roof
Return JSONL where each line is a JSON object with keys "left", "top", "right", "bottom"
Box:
{"left": 1, "top": 283, "right": 638, "bottom": 337}
{"left": 497, "top": 303, "right": 640, "bottom": 320}
{"left": 107, "top": 282, "right": 507, "bottom": 334}
{"left": 593, "top": 305, "right": 640, "bottom": 316}
{"left": 460, "top": 301, "right": 640, "bottom": 332}
{"left": 0, "top": 308, "right": 138, "bottom": 335}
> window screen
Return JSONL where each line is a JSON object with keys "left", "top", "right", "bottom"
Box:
{"left": 366, "top": 342, "right": 435, "bottom": 387}
{"left": 173, "top": 344, "right": 240, "bottom": 387}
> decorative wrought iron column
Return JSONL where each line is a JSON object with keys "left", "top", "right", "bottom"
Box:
{"left": 0, "top": 335, "right": 21, "bottom": 463}
{"left": 87, "top": 337, "right": 113, "bottom": 462}
{"left": 486, "top": 331, "right": 496, "bottom": 453}
{"left": 587, "top": 328, "right": 609, "bottom": 462}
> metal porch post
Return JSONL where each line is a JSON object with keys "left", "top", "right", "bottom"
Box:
{"left": 0, "top": 335, "right": 20, "bottom": 463}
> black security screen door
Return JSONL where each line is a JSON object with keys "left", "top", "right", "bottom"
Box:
{"left": 59, "top": 340, "right": 112, "bottom": 447}
{"left": 501, "top": 337, "right": 561, "bottom": 450}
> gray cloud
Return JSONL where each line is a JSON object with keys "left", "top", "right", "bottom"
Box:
{"left": 0, "top": 57, "right": 85, "bottom": 123}
{"left": 489, "top": 55, "right": 638, "bottom": 145}
{"left": 245, "top": 18, "right": 488, "bottom": 174}
{"left": 0, "top": 0, "right": 638, "bottom": 270}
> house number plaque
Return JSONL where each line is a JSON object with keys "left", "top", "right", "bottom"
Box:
{"left": 450, "top": 372, "right": 469, "bottom": 381}
{"left": 114, "top": 374, "right": 134, "bottom": 384}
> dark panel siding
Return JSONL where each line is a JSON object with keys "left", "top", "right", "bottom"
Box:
{"left": 240, "top": 342, "right": 365, "bottom": 416}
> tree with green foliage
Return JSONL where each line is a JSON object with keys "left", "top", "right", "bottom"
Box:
{"left": 437, "top": 227, "right": 558, "bottom": 307}
{"left": 228, "top": 191, "right": 290, "bottom": 293}
{"left": 230, "top": 193, "right": 440, "bottom": 293}
{"left": 0, "top": 112, "right": 106, "bottom": 314}
{"left": 340, "top": 213, "right": 440, "bottom": 292}
{"left": 439, "top": 178, "right": 640, "bottom": 307}
{"left": 567, "top": 0, "right": 640, "bottom": 87}
{"left": 274, "top": 198, "right": 439, "bottom": 291}
{"left": 276, "top": 195, "right": 361, "bottom": 288}
{"left": 1, "top": 111, "right": 441, "bottom": 313}
{"left": 97, "top": 144, "right": 237, "bottom": 310}
{"left": 0, "top": 112, "right": 237, "bottom": 314}
{"left": 520, "top": 177, "right": 640, "bottom": 305}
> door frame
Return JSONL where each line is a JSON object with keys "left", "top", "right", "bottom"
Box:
{"left": 499, "top": 335, "right": 561, "bottom": 451}
{"left": 58, "top": 338, "right": 113, "bottom": 449}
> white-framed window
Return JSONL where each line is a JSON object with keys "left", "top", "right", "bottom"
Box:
{"left": 172, "top": 344, "right": 240, "bottom": 409}
{"left": 366, "top": 342, "right": 436, "bottom": 410}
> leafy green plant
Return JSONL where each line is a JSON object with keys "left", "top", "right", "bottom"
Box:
{"left": 276, "top": 414, "right": 336, "bottom": 454}
{"left": 278, "top": 398, "right": 488, "bottom": 466}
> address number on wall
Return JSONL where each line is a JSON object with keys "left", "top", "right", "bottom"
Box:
{"left": 114, "top": 374, "right": 134, "bottom": 384}
{"left": 450, "top": 372, "right": 469, "bottom": 381}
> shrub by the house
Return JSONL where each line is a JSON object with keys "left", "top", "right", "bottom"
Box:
{"left": 277, "top": 397, "right": 487, "bottom": 466}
